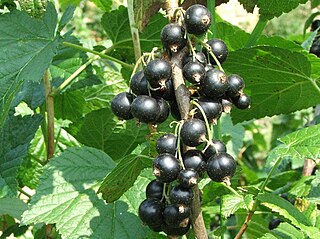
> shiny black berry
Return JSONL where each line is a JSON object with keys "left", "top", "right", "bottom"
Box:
{"left": 111, "top": 92, "right": 135, "bottom": 120}
{"left": 180, "top": 118, "right": 207, "bottom": 147}
{"left": 204, "top": 64, "right": 214, "bottom": 72}
{"left": 183, "top": 150, "right": 207, "bottom": 176}
{"left": 200, "top": 69, "right": 228, "bottom": 99}
{"left": 221, "top": 98, "right": 233, "bottom": 113}
{"left": 146, "top": 180, "right": 164, "bottom": 200}
{"left": 153, "top": 153, "right": 181, "bottom": 183}
{"left": 203, "top": 139, "right": 227, "bottom": 160}
{"left": 185, "top": 4, "right": 211, "bottom": 35}
{"left": 226, "top": 74, "right": 245, "bottom": 98}
{"left": 130, "top": 70, "right": 148, "bottom": 95}
{"left": 183, "top": 51, "right": 207, "bottom": 66}
{"left": 144, "top": 59, "right": 172, "bottom": 88}
{"left": 131, "top": 95, "right": 159, "bottom": 123}
{"left": 194, "top": 97, "right": 223, "bottom": 124}
{"left": 163, "top": 204, "right": 190, "bottom": 228}
{"left": 154, "top": 97, "right": 170, "bottom": 124}
{"left": 161, "top": 23, "right": 187, "bottom": 53}
{"left": 203, "top": 39, "right": 228, "bottom": 64}
{"left": 310, "top": 39, "right": 320, "bottom": 57}
{"left": 183, "top": 61, "right": 206, "bottom": 84}
{"left": 156, "top": 133, "right": 177, "bottom": 155}
{"left": 170, "top": 185, "right": 194, "bottom": 206}
{"left": 268, "top": 218, "right": 283, "bottom": 230}
{"left": 151, "top": 79, "right": 175, "bottom": 101}
{"left": 233, "top": 94, "right": 251, "bottom": 109}
{"left": 162, "top": 222, "right": 191, "bottom": 236}
{"left": 178, "top": 169, "right": 199, "bottom": 188}
{"left": 138, "top": 198, "right": 164, "bottom": 227}
{"left": 207, "top": 152, "right": 236, "bottom": 182}
{"left": 311, "top": 19, "right": 320, "bottom": 32}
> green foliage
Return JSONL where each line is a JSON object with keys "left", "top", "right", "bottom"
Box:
{"left": 0, "top": 198, "right": 27, "bottom": 220}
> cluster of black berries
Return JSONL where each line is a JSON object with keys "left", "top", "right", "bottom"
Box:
{"left": 110, "top": 4, "right": 251, "bottom": 237}
{"left": 310, "top": 19, "right": 320, "bottom": 57}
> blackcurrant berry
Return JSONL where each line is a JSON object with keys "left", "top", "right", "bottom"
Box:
{"left": 146, "top": 179, "right": 164, "bottom": 200}
{"left": 183, "top": 61, "right": 206, "bottom": 84}
{"left": 183, "top": 149, "right": 207, "bottom": 176}
{"left": 221, "top": 98, "right": 233, "bottom": 113}
{"left": 310, "top": 40, "right": 320, "bottom": 57}
{"left": 170, "top": 101, "right": 182, "bottom": 120}
{"left": 200, "top": 69, "right": 228, "bottom": 99}
{"left": 226, "top": 74, "right": 245, "bottom": 98}
{"left": 129, "top": 70, "right": 148, "bottom": 95}
{"left": 151, "top": 79, "right": 175, "bottom": 101}
{"left": 138, "top": 198, "right": 164, "bottom": 227}
{"left": 182, "top": 51, "right": 207, "bottom": 66}
{"left": 156, "top": 133, "right": 177, "bottom": 155}
{"left": 204, "top": 64, "right": 214, "bottom": 72}
{"left": 203, "top": 39, "right": 228, "bottom": 64}
{"left": 161, "top": 23, "right": 187, "bottom": 53}
{"left": 111, "top": 92, "right": 135, "bottom": 120}
{"left": 233, "top": 94, "right": 251, "bottom": 109}
{"left": 194, "top": 97, "right": 223, "bottom": 124}
{"left": 144, "top": 59, "right": 172, "bottom": 88}
{"left": 207, "top": 152, "right": 236, "bottom": 182}
{"left": 154, "top": 97, "right": 170, "bottom": 124}
{"left": 185, "top": 4, "right": 211, "bottom": 35}
{"left": 162, "top": 221, "right": 191, "bottom": 236}
{"left": 180, "top": 118, "right": 207, "bottom": 147}
{"left": 268, "top": 218, "right": 283, "bottom": 230}
{"left": 203, "top": 139, "right": 227, "bottom": 160}
{"left": 311, "top": 19, "right": 320, "bottom": 32}
{"left": 153, "top": 153, "right": 181, "bottom": 183}
{"left": 169, "top": 184, "right": 194, "bottom": 206}
{"left": 148, "top": 224, "right": 163, "bottom": 232}
{"left": 163, "top": 204, "right": 190, "bottom": 227}
{"left": 178, "top": 169, "right": 199, "bottom": 188}
{"left": 131, "top": 95, "right": 159, "bottom": 123}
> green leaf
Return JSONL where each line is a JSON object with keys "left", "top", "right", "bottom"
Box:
{"left": 57, "top": 5, "right": 75, "bottom": 33}
{"left": 90, "top": 0, "right": 112, "bottom": 12}
{"left": 22, "top": 147, "right": 151, "bottom": 239}
{"left": 221, "top": 194, "right": 252, "bottom": 219}
{"left": 54, "top": 91, "right": 85, "bottom": 121}
{"left": 0, "top": 3, "right": 59, "bottom": 126}
{"left": 266, "top": 124, "right": 320, "bottom": 171}
{"left": 259, "top": 222, "right": 306, "bottom": 239}
{"left": 239, "top": 0, "right": 258, "bottom": 13}
{"left": 67, "top": 108, "right": 149, "bottom": 161}
{"left": 257, "top": 0, "right": 308, "bottom": 20}
{"left": 303, "top": 11, "right": 320, "bottom": 35}
{"left": 224, "top": 46, "right": 320, "bottom": 123}
{"left": 289, "top": 176, "right": 314, "bottom": 198}
{"left": 0, "top": 114, "right": 42, "bottom": 197}
{"left": 311, "top": 0, "right": 320, "bottom": 8}
{"left": 101, "top": 6, "right": 167, "bottom": 64}
{"left": 0, "top": 198, "right": 28, "bottom": 220}
{"left": 258, "top": 193, "right": 320, "bottom": 238}
{"left": 307, "top": 172, "right": 320, "bottom": 203}
{"left": 99, "top": 154, "right": 152, "bottom": 203}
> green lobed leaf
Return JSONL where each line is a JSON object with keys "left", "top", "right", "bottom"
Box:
{"left": 307, "top": 171, "right": 320, "bottom": 203}
{"left": 0, "top": 198, "right": 28, "bottom": 220}
{"left": 90, "top": 0, "right": 112, "bottom": 12}
{"left": 0, "top": 114, "right": 43, "bottom": 197}
{"left": 67, "top": 108, "right": 149, "bottom": 161}
{"left": 221, "top": 194, "right": 253, "bottom": 219}
{"left": 257, "top": 0, "right": 308, "bottom": 20}
{"left": 22, "top": 146, "right": 151, "bottom": 239}
{"left": 0, "top": 3, "right": 59, "bottom": 126}
{"left": 266, "top": 124, "right": 320, "bottom": 171}
{"left": 223, "top": 46, "right": 320, "bottom": 123}
{"left": 312, "top": 0, "right": 320, "bottom": 8}
{"left": 259, "top": 222, "right": 306, "bottom": 239}
{"left": 258, "top": 193, "right": 320, "bottom": 239}
{"left": 238, "top": 0, "right": 258, "bottom": 13}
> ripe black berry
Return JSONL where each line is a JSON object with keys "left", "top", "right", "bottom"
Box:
{"left": 311, "top": 19, "right": 320, "bottom": 32}
{"left": 226, "top": 74, "right": 245, "bottom": 98}
{"left": 185, "top": 4, "right": 211, "bottom": 35}
{"left": 204, "top": 64, "right": 214, "bottom": 72}
{"left": 161, "top": 23, "right": 187, "bottom": 53}
{"left": 203, "top": 139, "right": 227, "bottom": 160}
{"left": 151, "top": 79, "right": 175, "bottom": 101}
{"left": 170, "top": 101, "right": 182, "bottom": 120}
{"left": 138, "top": 198, "right": 164, "bottom": 227}
{"left": 131, "top": 95, "right": 159, "bottom": 123}
{"left": 146, "top": 180, "right": 164, "bottom": 200}
{"left": 207, "top": 152, "right": 236, "bottom": 182}
{"left": 233, "top": 94, "right": 251, "bottom": 109}
{"left": 178, "top": 169, "right": 199, "bottom": 188}
{"left": 183, "top": 150, "right": 207, "bottom": 175}
{"left": 154, "top": 97, "right": 170, "bottom": 124}
{"left": 144, "top": 59, "right": 172, "bottom": 88}
{"left": 153, "top": 153, "right": 181, "bottom": 183}
{"left": 180, "top": 118, "right": 207, "bottom": 147}
{"left": 163, "top": 204, "right": 190, "bottom": 227}
{"left": 111, "top": 92, "right": 135, "bottom": 120}
{"left": 194, "top": 97, "right": 223, "bottom": 124}
{"left": 183, "top": 51, "right": 207, "bottom": 66}
{"left": 221, "top": 98, "right": 233, "bottom": 113}
{"left": 200, "top": 69, "right": 228, "bottom": 99}
{"left": 162, "top": 222, "right": 191, "bottom": 236}
{"left": 156, "top": 133, "right": 177, "bottom": 155}
{"left": 203, "top": 39, "right": 228, "bottom": 64}
{"left": 170, "top": 185, "right": 194, "bottom": 206}
{"left": 268, "top": 218, "right": 283, "bottom": 230}
{"left": 130, "top": 70, "right": 148, "bottom": 95}
{"left": 310, "top": 39, "right": 320, "bottom": 57}
{"left": 183, "top": 61, "right": 206, "bottom": 84}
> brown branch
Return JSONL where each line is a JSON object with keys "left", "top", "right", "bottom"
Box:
{"left": 234, "top": 211, "right": 254, "bottom": 239}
